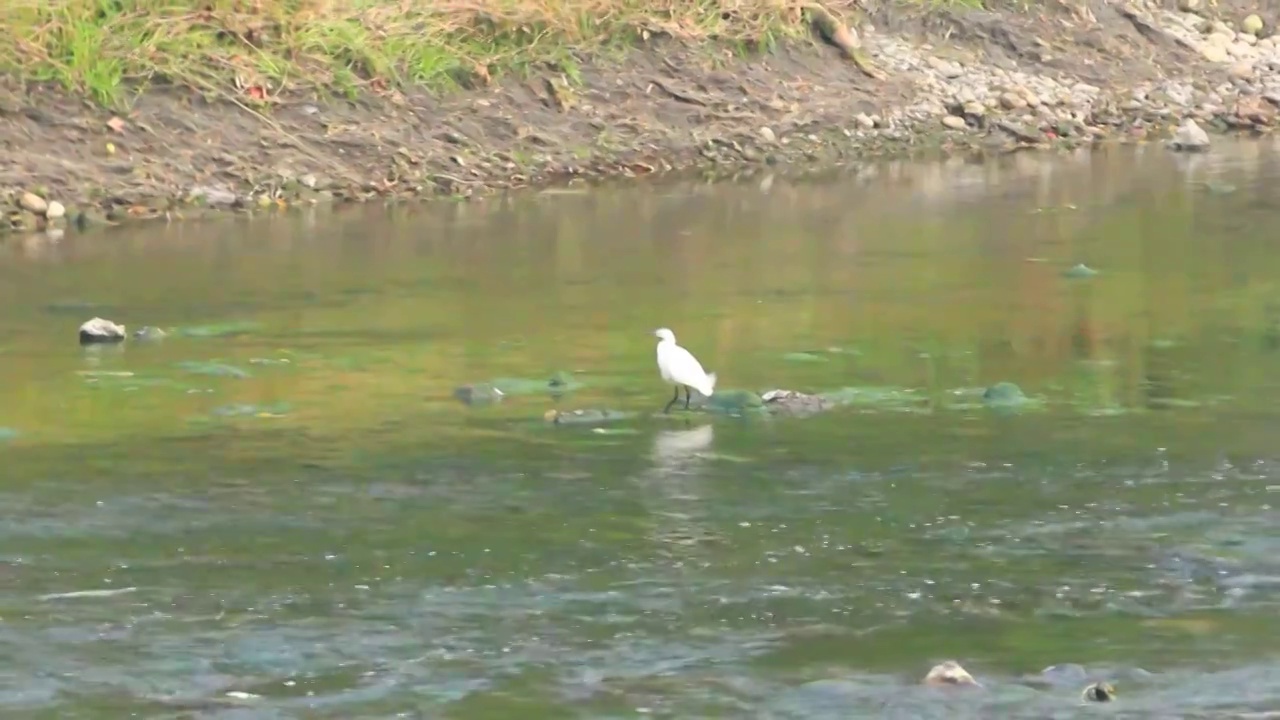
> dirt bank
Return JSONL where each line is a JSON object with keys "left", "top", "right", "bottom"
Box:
{"left": 1, "top": 0, "right": 1277, "bottom": 235}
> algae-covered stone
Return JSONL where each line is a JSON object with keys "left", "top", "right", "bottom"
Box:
{"left": 700, "top": 388, "right": 766, "bottom": 415}
{"left": 1063, "top": 263, "right": 1098, "bottom": 279}
{"left": 982, "top": 381, "right": 1029, "bottom": 407}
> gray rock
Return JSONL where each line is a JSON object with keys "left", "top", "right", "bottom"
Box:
{"left": 187, "top": 184, "right": 239, "bottom": 208}
{"left": 79, "top": 317, "right": 127, "bottom": 345}
{"left": 942, "top": 115, "right": 968, "bottom": 130}
{"left": 1168, "top": 118, "right": 1211, "bottom": 151}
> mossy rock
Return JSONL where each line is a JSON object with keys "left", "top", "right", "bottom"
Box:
{"left": 982, "top": 382, "right": 1036, "bottom": 409}
{"left": 699, "top": 388, "right": 766, "bottom": 414}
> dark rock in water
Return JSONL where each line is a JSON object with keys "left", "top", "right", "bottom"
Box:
{"left": 454, "top": 384, "right": 504, "bottom": 405}
{"left": 132, "top": 326, "right": 168, "bottom": 342}
{"left": 544, "top": 408, "right": 637, "bottom": 426}
{"left": 78, "top": 317, "right": 126, "bottom": 345}
{"left": 762, "top": 389, "right": 831, "bottom": 416}
{"left": 1082, "top": 681, "right": 1116, "bottom": 702}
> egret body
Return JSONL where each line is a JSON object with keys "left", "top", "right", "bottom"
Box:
{"left": 654, "top": 328, "right": 716, "bottom": 413}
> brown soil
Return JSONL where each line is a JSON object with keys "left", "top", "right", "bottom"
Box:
{"left": 0, "top": 0, "right": 1271, "bottom": 230}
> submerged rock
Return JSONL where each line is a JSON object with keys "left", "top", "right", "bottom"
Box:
{"left": 455, "top": 372, "right": 581, "bottom": 406}
{"left": 762, "top": 389, "right": 831, "bottom": 416}
{"left": 132, "top": 326, "right": 168, "bottom": 342}
{"left": 78, "top": 317, "right": 126, "bottom": 345}
{"left": 174, "top": 361, "right": 250, "bottom": 378}
{"left": 1063, "top": 263, "right": 1099, "bottom": 279}
{"left": 176, "top": 321, "right": 261, "bottom": 338}
{"left": 1168, "top": 118, "right": 1210, "bottom": 152}
{"left": 923, "top": 660, "right": 980, "bottom": 687}
{"left": 454, "top": 384, "right": 504, "bottom": 405}
{"left": 544, "top": 408, "right": 638, "bottom": 426}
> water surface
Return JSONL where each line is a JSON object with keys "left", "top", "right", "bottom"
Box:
{"left": 2, "top": 141, "right": 1280, "bottom": 718}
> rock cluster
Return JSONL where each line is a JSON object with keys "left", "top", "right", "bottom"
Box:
{"left": 848, "top": 9, "right": 1277, "bottom": 151}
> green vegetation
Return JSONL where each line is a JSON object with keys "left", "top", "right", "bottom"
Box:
{"left": 0, "top": 0, "right": 815, "bottom": 108}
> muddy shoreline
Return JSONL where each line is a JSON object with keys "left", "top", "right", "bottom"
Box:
{"left": 1, "top": 0, "right": 1276, "bottom": 235}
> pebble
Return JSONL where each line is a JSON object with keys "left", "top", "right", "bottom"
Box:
{"left": 759, "top": 126, "right": 777, "bottom": 143}
{"left": 45, "top": 200, "right": 65, "bottom": 220}
{"left": 941, "top": 115, "right": 967, "bottom": 130}
{"left": 19, "top": 191, "right": 47, "bottom": 214}
{"left": 855, "top": 113, "right": 876, "bottom": 130}
{"left": 1000, "top": 92, "right": 1028, "bottom": 110}
{"left": 1202, "top": 45, "right": 1229, "bottom": 62}
{"left": 1241, "top": 14, "right": 1263, "bottom": 36}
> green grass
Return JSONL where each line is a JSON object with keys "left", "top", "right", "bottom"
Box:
{"left": 0, "top": 0, "right": 819, "bottom": 109}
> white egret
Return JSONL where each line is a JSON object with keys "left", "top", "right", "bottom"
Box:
{"left": 654, "top": 327, "right": 717, "bottom": 413}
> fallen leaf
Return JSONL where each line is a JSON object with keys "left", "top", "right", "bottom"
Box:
{"left": 245, "top": 85, "right": 266, "bottom": 100}
{"left": 105, "top": 116, "right": 126, "bottom": 133}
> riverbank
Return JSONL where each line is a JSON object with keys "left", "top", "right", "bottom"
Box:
{"left": 1, "top": 0, "right": 1276, "bottom": 234}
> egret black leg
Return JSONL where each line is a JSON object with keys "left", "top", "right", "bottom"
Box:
{"left": 683, "top": 385, "right": 692, "bottom": 410}
{"left": 664, "top": 386, "right": 680, "bottom": 413}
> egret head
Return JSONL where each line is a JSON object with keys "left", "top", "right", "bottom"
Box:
{"left": 654, "top": 328, "right": 676, "bottom": 343}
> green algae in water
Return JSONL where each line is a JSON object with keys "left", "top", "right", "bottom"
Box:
{"left": 818, "top": 386, "right": 925, "bottom": 411}
{"left": 210, "top": 402, "right": 293, "bottom": 417}
{"left": 782, "top": 352, "right": 830, "bottom": 363}
{"left": 176, "top": 321, "right": 262, "bottom": 338}
{"left": 701, "top": 388, "right": 766, "bottom": 414}
{"left": 490, "top": 372, "right": 584, "bottom": 396}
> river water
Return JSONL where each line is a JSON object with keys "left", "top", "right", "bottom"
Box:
{"left": 2, "top": 141, "right": 1279, "bottom": 718}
